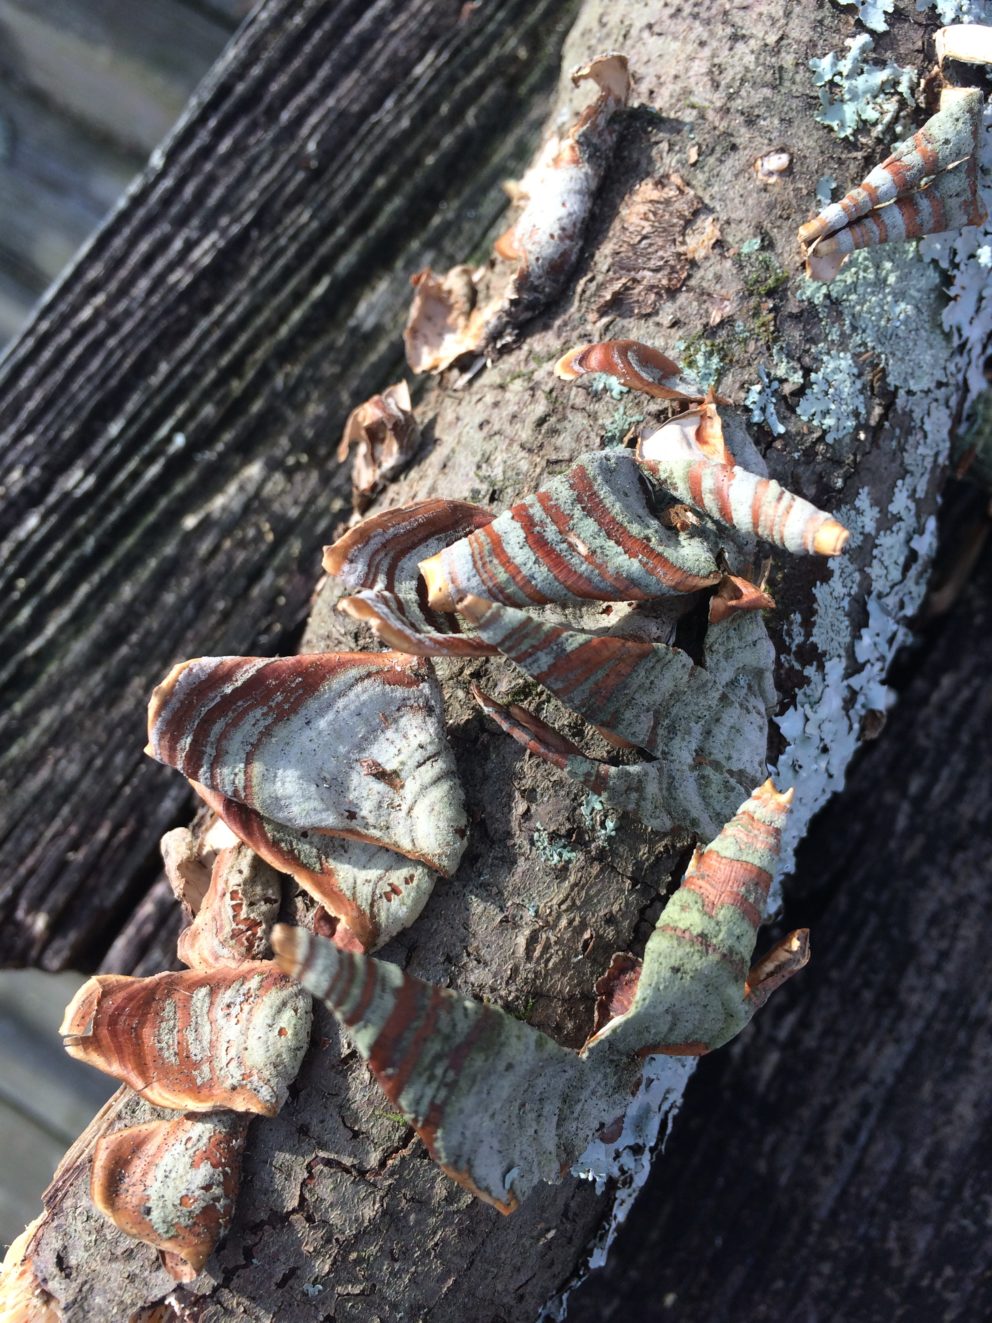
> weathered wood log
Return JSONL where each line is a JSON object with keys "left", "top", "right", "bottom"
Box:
{"left": 0, "top": 0, "right": 235, "bottom": 342}
{"left": 569, "top": 485, "right": 992, "bottom": 1322}
{"left": 0, "top": 0, "right": 574, "bottom": 971}
{"left": 2, "top": 0, "right": 989, "bottom": 1319}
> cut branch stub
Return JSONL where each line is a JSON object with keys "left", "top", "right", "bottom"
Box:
{"left": 60, "top": 964, "right": 312, "bottom": 1115}
{"left": 91, "top": 1112, "right": 250, "bottom": 1282}
{"left": 323, "top": 499, "right": 498, "bottom": 657}
{"left": 490, "top": 52, "right": 631, "bottom": 334}
{"left": 270, "top": 780, "right": 806, "bottom": 1215}
{"left": 584, "top": 780, "right": 809, "bottom": 1057}
{"left": 418, "top": 449, "right": 725, "bottom": 614}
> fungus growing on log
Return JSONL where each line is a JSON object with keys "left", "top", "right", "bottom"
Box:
{"left": 403, "top": 52, "right": 631, "bottom": 372}
{"left": 176, "top": 843, "right": 281, "bottom": 971}
{"left": 91, "top": 1112, "right": 249, "bottom": 1281}
{"left": 60, "top": 964, "right": 312, "bottom": 1115}
{"left": 800, "top": 85, "right": 987, "bottom": 281}
{"left": 337, "top": 380, "right": 421, "bottom": 515}
{"left": 323, "top": 500, "right": 498, "bottom": 657}
{"left": 271, "top": 780, "right": 807, "bottom": 1213}
{"left": 555, "top": 338, "right": 716, "bottom": 401}
{"left": 147, "top": 651, "right": 469, "bottom": 948}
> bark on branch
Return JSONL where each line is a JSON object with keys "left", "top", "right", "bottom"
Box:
{"left": 1, "top": 1, "right": 986, "bottom": 1319}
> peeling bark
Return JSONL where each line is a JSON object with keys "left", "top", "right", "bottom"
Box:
{"left": 1, "top": 1, "right": 986, "bottom": 1319}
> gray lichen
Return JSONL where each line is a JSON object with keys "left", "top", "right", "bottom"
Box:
{"left": 744, "top": 365, "right": 787, "bottom": 437}
{"left": 838, "top": 0, "right": 895, "bottom": 31}
{"left": 809, "top": 35, "right": 915, "bottom": 139}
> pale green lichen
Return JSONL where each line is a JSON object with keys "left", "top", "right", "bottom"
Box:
{"left": 774, "top": 249, "right": 956, "bottom": 876}
{"left": 810, "top": 35, "right": 915, "bottom": 140}
{"left": 602, "top": 403, "right": 645, "bottom": 448}
{"left": 767, "top": 46, "right": 992, "bottom": 883}
{"left": 580, "top": 790, "right": 618, "bottom": 840}
{"left": 744, "top": 365, "right": 786, "bottom": 437}
{"left": 796, "top": 349, "right": 867, "bottom": 448}
{"left": 838, "top": 0, "right": 894, "bottom": 31}
{"left": 585, "top": 372, "right": 631, "bottom": 399}
{"left": 531, "top": 826, "right": 580, "bottom": 867}
{"left": 815, "top": 175, "right": 838, "bottom": 205}
{"left": 920, "top": 104, "right": 992, "bottom": 406}
{"left": 673, "top": 335, "right": 723, "bottom": 389}
{"left": 916, "top": 0, "right": 992, "bottom": 20}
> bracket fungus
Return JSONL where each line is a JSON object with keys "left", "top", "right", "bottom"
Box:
{"left": 799, "top": 80, "right": 988, "bottom": 281}
{"left": 555, "top": 338, "right": 723, "bottom": 402}
{"left": 417, "top": 449, "right": 727, "bottom": 614}
{"left": 147, "top": 651, "right": 468, "bottom": 950}
{"left": 402, "top": 53, "right": 631, "bottom": 373}
{"left": 935, "top": 23, "right": 992, "bottom": 69}
{"left": 489, "top": 53, "right": 631, "bottom": 336}
{"left": 175, "top": 842, "right": 282, "bottom": 971}
{"left": 58, "top": 826, "right": 315, "bottom": 1277}
{"left": 337, "top": 380, "right": 421, "bottom": 516}
{"left": 91, "top": 1112, "right": 249, "bottom": 1281}
{"left": 362, "top": 387, "right": 846, "bottom": 839}
{"left": 60, "top": 964, "right": 312, "bottom": 1115}
{"left": 272, "top": 780, "right": 808, "bottom": 1214}
{"left": 466, "top": 591, "right": 775, "bottom": 842}
{"left": 323, "top": 500, "right": 499, "bottom": 657}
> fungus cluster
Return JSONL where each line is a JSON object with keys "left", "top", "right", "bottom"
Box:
{"left": 403, "top": 53, "right": 631, "bottom": 373}
{"left": 799, "top": 24, "right": 991, "bottom": 281}
{"left": 59, "top": 844, "right": 312, "bottom": 1279}
{"left": 21, "top": 28, "right": 990, "bottom": 1286}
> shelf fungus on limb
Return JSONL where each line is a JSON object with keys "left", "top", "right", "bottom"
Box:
{"left": 799, "top": 82, "right": 988, "bottom": 282}
{"left": 555, "top": 339, "right": 728, "bottom": 404}
{"left": 271, "top": 781, "right": 807, "bottom": 1213}
{"left": 176, "top": 842, "right": 282, "bottom": 971}
{"left": 935, "top": 23, "right": 992, "bottom": 69}
{"left": 402, "top": 53, "right": 631, "bottom": 373}
{"left": 91, "top": 1112, "right": 250, "bottom": 1283}
{"left": 61, "top": 964, "right": 312, "bottom": 1115}
{"left": 466, "top": 583, "right": 775, "bottom": 841}
{"left": 323, "top": 500, "right": 499, "bottom": 657}
{"left": 147, "top": 651, "right": 468, "bottom": 950}
{"left": 413, "top": 401, "right": 846, "bottom": 837}
{"left": 56, "top": 840, "right": 313, "bottom": 1281}
{"left": 418, "top": 449, "right": 726, "bottom": 615}
{"left": 638, "top": 408, "right": 850, "bottom": 556}
{"left": 584, "top": 780, "right": 809, "bottom": 1059}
